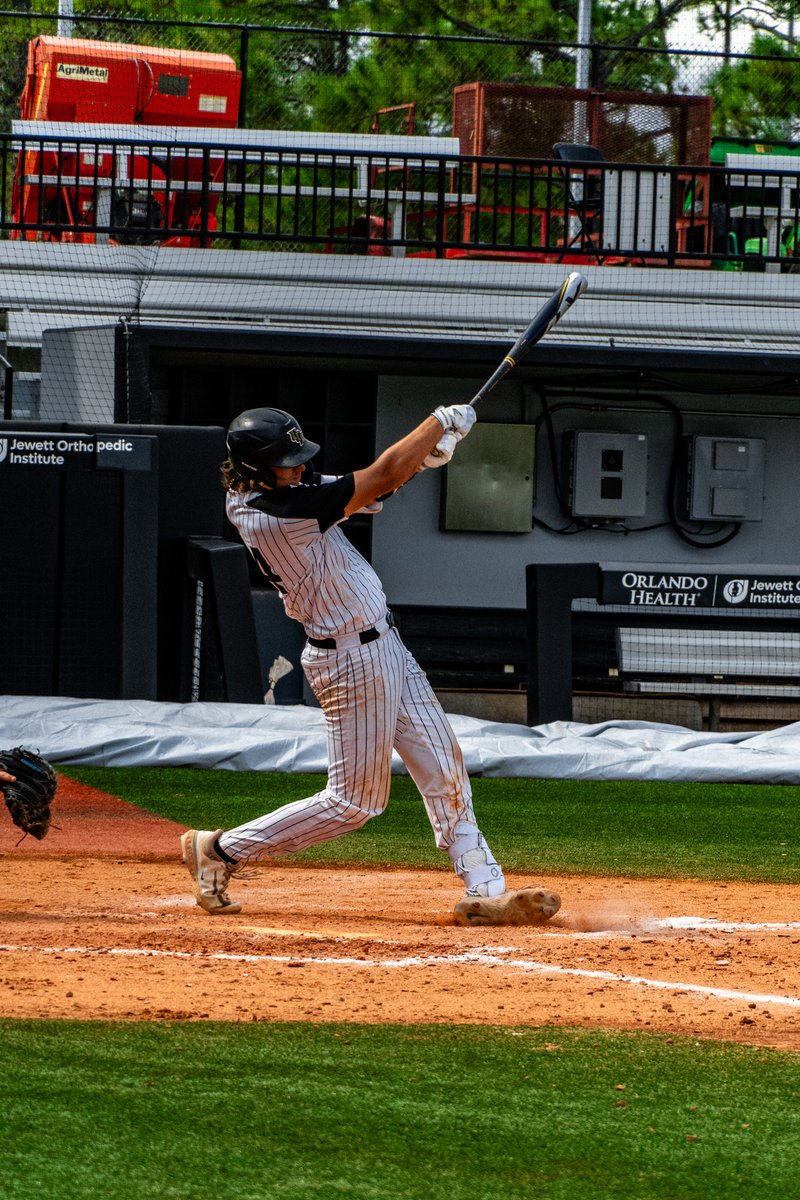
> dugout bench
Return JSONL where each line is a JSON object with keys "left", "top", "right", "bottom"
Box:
{"left": 616, "top": 627, "right": 800, "bottom": 731}
{"left": 526, "top": 562, "right": 800, "bottom": 729}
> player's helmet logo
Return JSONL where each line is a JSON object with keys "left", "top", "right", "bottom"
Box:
{"left": 288, "top": 428, "right": 304, "bottom": 446}
{"left": 722, "top": 579, "right": 749, "bottom": 604}
{"left": 0, "top": 438, "right": 7, "bottom": 464}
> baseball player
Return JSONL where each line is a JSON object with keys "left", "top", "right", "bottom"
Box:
{"left": 181, "top": 404, "right": 561, "bottom": 927}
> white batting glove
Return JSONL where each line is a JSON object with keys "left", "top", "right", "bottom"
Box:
{"left": 422, "top": 430, "right": 458, "bottom": 469}
{"left": 432, "top": 403, "right": 477, "bottom": 438}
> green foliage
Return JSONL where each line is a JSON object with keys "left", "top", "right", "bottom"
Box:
{"left": 0, "top": 1, "right": 717, "bottom": 139}
{"left": 708, "top": 33, "right": 800, "bottom": 138}
{"left": 2, "top": 1020, "right": 800, "bottom": 1200}
{"left": 61, "top": 766, "right": 800, "bottom": 883}
{"left": 1, "top": 1, "right": 798, "bottom": 143}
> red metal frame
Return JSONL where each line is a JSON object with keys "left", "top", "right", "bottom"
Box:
{"left": 452, "top": 83, "right": 712, "bottom": 167}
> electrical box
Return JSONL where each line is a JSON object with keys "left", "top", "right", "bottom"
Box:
{"left": 684, "top": 436, "right": 765, "bottom": 522}
{"left": 565, "top": 431, "right": 648, "bottom": 518}
{"left": 442, "top": 423, "right": 535, "bottom": 532}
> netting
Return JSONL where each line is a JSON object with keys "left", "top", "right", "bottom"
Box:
{"left": 1, "top": 8, "right": 800, "bottom": 728}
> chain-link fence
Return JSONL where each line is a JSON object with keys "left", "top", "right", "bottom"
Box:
{"left": 1, "top": 10, "right": 800, "bottom": 150}
{"left": 4, "top": 12, "right": 799, "bottom": 268}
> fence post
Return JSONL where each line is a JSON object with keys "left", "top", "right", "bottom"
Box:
{"left": 238, "top": 25, "right": 250, "bottom": 127}
{"left": 434, "top": 158, "right": 447, "bottom": 258}
{"left": 590, "top": 42, "right": 602, "bottom": 90}
{"left": 1, "top": 354, "right": 14, "bottom": 419}
{"left": 200, "top": 147, "right": 211, "bottom": 246}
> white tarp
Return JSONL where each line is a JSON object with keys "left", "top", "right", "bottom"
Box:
{"left": 1, "top": 694, "right": 800, "bottom": 782}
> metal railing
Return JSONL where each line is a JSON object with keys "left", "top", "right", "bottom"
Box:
{"left": 4, "top": 127, "right": 800, "bottom": 271}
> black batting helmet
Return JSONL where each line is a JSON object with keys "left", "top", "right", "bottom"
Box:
{"left": 226, "top": 408, "right": 320, "bottom": 480}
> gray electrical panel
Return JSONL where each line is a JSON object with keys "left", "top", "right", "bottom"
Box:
{"left": 685, "top": 436, "right": 765, "bottom": 522}
{"left": 566, "top": 430, "right": 648, "bottom": 518}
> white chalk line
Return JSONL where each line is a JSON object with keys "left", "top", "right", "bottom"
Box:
{"left": 1, "top": 941, "right": 799, "bottom": 1009}
{"left": 657, "top": 917, "right": 800, "bottom": 932}
{"left": 564, "top": 917, "right": 800, "bottom": 937}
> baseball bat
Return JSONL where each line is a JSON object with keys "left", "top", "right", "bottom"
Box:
{"left": 472, "top": 271, "right": 588, "bottom": 405}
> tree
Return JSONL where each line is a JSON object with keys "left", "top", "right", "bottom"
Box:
{"left": 699, "top": 1, "right": 800, "bottom": 55}
{"left": 239, "top": 0, "right": 712, "bottom": 134}
{"left": 706, "top": 31, "right": 800, "bottom": 136}
{"left": 0, "top": 0, "right": 790, "bottom": 139}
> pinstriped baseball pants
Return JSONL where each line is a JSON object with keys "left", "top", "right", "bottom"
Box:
{"left": 219, "top": 627, "right": 495, "bottom": 866}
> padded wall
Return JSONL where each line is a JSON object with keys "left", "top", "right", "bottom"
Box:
{"left": 0, "top": 422, "right": 226, "bottom": 699}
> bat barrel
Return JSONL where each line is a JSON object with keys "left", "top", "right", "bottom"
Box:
{"left": 471, "top": 273, "right": 588, "bottom": 405}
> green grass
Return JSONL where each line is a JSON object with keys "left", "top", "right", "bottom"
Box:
{"left": 13, "top": 767, "right": 800, "bottom": 1198}
{"left": 3, "top": 1020, "right": 800, "bottom": 1200}
{"left": 61, "top": 766, "right": 800, "bottom": 884}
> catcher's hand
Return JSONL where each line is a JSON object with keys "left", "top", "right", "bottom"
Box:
{"left": 0, "top": 747, "right": 57, "bottom": 841}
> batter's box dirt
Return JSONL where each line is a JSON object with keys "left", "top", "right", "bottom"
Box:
{"left": 1, "top": 778, "right": 800, "bottom": 1046}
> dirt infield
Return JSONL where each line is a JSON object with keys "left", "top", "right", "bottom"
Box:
{"left": 2, "top": 776, "right": 800, "bottom": 1048}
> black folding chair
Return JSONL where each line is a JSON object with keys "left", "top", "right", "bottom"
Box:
{"left": 552, "top": 142, "right": 606, "bottom": 262}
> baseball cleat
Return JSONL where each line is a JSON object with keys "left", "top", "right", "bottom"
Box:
{"left": 453, "top": 886, "right": 561, "bottom": 927}
{"left": 181, "top": 828, "right": 242, "bottom": 915}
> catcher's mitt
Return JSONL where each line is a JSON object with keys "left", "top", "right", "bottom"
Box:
{"left": 0, "top": 747, "right": 57, "bottom": 841}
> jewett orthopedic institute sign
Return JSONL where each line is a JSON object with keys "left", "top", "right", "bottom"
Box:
{"left": 600, "top": 569, "right": 800, "bottom": 608}
{"left": 0, "top": 432, "right": 153, "bottom": 471}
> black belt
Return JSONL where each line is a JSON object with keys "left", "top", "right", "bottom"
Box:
{"left": 308, "top": 611, "right": 395, "bottom": 650}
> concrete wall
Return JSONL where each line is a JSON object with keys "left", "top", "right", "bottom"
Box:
{"left": 372, "top": 375, "right": 800, "bottom": 609}
{"left": 33, "top": 334, "right": 800, "bottom": 614}
{"left": 40, "top": 325, "right": 116, "bottom": 422}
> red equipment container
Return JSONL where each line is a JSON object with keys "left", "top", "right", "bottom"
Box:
{"left": 452, "top": 82, "right": 712, "bottom": 165}
{"left": 12, "top": 36, "right": 242, "bottom": 245}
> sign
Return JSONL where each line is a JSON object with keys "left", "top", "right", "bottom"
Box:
{"left": 198, "top": 95, "right": 228, "bottom": 113}
{"left": 600, "top": 568, "right": 800, "bottom": 609}
{"left": 0, "top": 432, "right": 153, "bottom": 472}
{"left": 56, "top": 63, "right": 109, "bottom": 83}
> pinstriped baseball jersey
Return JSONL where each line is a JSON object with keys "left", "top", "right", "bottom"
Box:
{"left": 226, "top": 471, "right": 387, "bottom": 641}
{"left": 219, "top": 463, "right": 507, "bottom": 901}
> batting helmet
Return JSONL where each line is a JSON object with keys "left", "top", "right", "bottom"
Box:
{"left": 226, "top": 408, "right": 320, "bottom": 481}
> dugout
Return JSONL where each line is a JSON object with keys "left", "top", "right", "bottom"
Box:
{"left": 0, "top": 421, "right": 262, "bottom": 703}
{"left": 28, "top": 316, "right": 800, "bottom": 727}
{"left": 526, "top": 562, "right": 800, "bottom": 731}
{"left": 14, "top": 253, "right": 800, "bottom": 727}
{"left": 38, "top": 327, "right": 800, "bottom": 721}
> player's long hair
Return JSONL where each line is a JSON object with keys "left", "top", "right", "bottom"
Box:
{"left": 220, "top": 458, "right": 258, "bottom": 493}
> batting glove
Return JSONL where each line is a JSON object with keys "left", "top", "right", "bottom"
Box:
{"left": 432, "top": 403, "right": 477, "bottom": 438}
{"left": 422, "top": 430, "right": 458, "bottom": 469}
